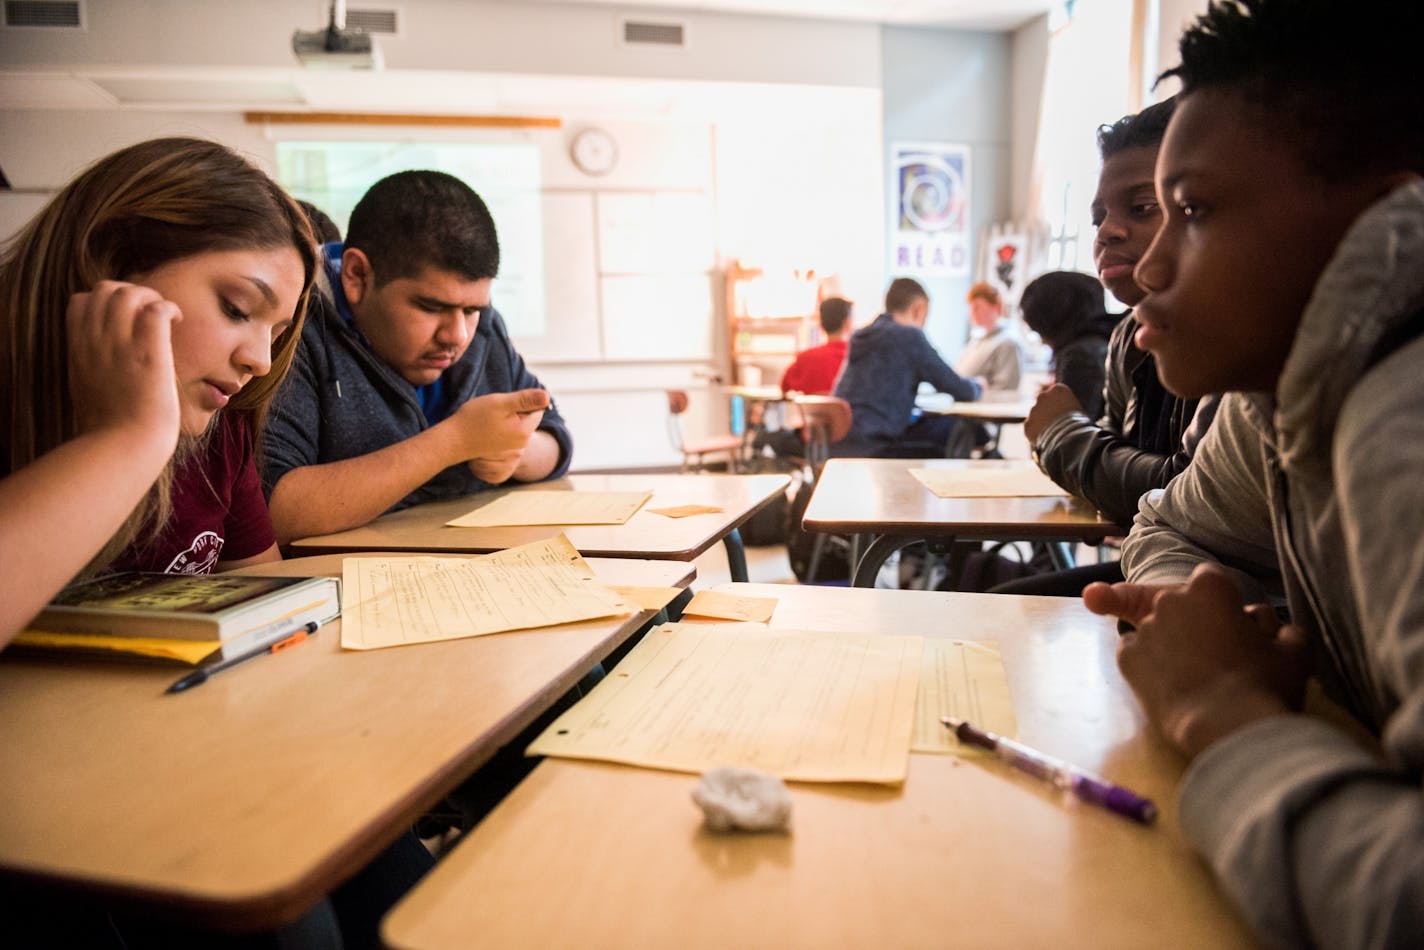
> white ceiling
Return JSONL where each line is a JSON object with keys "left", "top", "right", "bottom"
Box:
{"left": 537, "top": 0, "right": 1058, "bottom": 31}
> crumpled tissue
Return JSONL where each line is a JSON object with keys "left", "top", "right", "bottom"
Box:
{"left": 692, "top": 766, "right": 792, "bottom": 833}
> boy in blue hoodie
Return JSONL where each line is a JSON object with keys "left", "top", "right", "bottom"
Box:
{"left": 263, "top": 171, "right": 572, "bottom": 544}
{"left": 831, "top": 277, "right": 981, "bottom": 457}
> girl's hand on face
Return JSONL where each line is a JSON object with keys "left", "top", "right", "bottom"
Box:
{"left": 67, "top": 281, "right": 183, "bottom": 450}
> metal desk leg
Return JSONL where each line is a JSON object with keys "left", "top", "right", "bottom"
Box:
{"left": 1047, "top": 541, "right": 1077, "bottom": 571}
{"left": 722, "top": 528, "right": 749, "bottom": 583}
{"left": 852, "top": 534, "right": 919, "bottom": 588}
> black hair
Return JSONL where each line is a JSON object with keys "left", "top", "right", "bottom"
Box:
{"left": 884, "top": 277, "right": 928, "bottom": 314}
{"left": 345, "top": 170, "right": 500, "bottom": 284}
{"left": 818, "top": 297, "right": 851, "bottom": 335}
{"left": 1019, "top": 271, "right": 1107, "bottom": 348}
{"left": 1161, "top": 0, "right": 1423, "bottom": 180}
{"left": 1097, "top": 96, "right": 1177, "bottom": 160}
{"left": 296, "top": 199, "right": 342, "bottom": 245}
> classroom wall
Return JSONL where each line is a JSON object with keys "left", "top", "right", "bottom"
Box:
{"left": 1154, "top": 0, "right": 1213, "bottom": 94}
{"left": 1009, "top": 14, "right": 1050, "bottom": 222}
{"left": 880, "top": 25, "right": 1013, "bottom": 361}
{"left": 0, "top": 0, "right": 1019, "bottom": 470}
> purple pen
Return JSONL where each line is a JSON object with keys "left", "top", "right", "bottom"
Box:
{"left": 942, "top": 716, "right": 1158, "bottom": 825}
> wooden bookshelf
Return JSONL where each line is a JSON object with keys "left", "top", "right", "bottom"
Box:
{"left": 724, "top": 263, "right": 820, "bottom": 387}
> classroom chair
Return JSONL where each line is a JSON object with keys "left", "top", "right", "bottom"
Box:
{"left": 792, "top": 395, "right": 851, "bottom": 471}
{"left": 666, "top": 389, "right": 747, "bottom": 473}
{"left": 789, "top": 395, "right": 853, "bottom": 583}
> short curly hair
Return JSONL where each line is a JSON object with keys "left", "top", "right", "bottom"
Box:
{"left": 1160, "top": 0, "right": 1422, "bottom": 180}
{"left": 1097, "top": 96, "right": 1176, "bottom": 160}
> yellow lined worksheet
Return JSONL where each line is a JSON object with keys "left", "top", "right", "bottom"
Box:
{"left": 340, "top": 535, "right": 626, "bottom": 650}
{"left": 446, "top": 490, "right": 652, "bottom": 527}
{"left": 911, "top": 638, "right": 1017, "bottom": 753}
{"left": 527, "top": 623, "right": 923, "bottom": 784}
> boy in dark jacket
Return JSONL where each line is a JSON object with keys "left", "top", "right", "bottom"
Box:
{"left": 262, "top": 171, "right": 572, "bottom": 544}
{"left": 997, "top": 99, "right": 1218, "bottom": 596}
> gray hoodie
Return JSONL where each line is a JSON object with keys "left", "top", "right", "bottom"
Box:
{"left": 1122, "top": 179, "right": 1424, "bottom": 949}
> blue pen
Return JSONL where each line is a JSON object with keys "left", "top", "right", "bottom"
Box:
{"left": 166, "top": 621, "right": 319, "bottom": 694}
{"left": 942, "top": 716, "right": 1158, "bottom": 825}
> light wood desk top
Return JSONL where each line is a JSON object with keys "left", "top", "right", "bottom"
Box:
{"left": 724, "top": 384, "right": 788, "bottom": 402}
{"left": 383, "top": 584, "right": 1252, "bottom": 950}
{"left": 916, "top": 394, "right": 1035, "bottom": 423}
{"left": 289, "top": 473, "right": 790, "bottom": 560}
{"left": 0, "top": 556, "right": 691, "bottom": 931}
{"left": 803, "top": 458, "right": 1119, "bottom": 540}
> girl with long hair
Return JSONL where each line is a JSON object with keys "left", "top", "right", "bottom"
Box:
{"left": 0, "top": 137, "right": 316, "bottom": 646}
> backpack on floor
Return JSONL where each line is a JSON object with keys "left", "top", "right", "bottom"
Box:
{"left": 786, "top": 475, "right": 850, "bottom": 583}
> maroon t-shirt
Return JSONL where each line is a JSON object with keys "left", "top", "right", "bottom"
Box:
{"left": 111, "top": 412, "right": 276, "bottom": 574}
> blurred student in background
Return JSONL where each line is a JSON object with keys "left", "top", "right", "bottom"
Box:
{"left": 832, "top": 277, "right": 980, "bottom": 457}
{"left": 1019, "top": 270, "right": 1120, "bottom": 421}
{"left": 956, "top": 281, "right": 1023, "bottom": 395}
{"left": 781, "top": 296, "right": 852, "bottom": 396}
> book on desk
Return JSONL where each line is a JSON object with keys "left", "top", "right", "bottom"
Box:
{"left": 12, "top": 572, "right": 342, "bottom": 666}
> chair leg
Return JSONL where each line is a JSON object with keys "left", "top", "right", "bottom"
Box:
{"left": 806, "top": 532, "right": 827, "bottom": 584}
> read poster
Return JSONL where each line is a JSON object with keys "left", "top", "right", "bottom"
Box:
{"left": 892, "top": 142, "right": 971, "bottom": 278}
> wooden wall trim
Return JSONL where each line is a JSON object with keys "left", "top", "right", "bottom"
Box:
{"left": 244, "top": 112, "right": 562, "bottom": 128}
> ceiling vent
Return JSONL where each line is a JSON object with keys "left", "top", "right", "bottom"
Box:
{"left": 347, "top": 7, "right": 397, "bottom": 35}
{"left": 621, "top": 18, "right": 685, "bottom": 49}
{"left": 2, "top": 0, "right": 83, "bottom": 29}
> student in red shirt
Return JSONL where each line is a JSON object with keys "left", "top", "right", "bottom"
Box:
{"left": 781, "top": 296, "right": 852, "bottom": 395}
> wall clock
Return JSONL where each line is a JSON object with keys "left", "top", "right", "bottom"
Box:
{"left": 570, "top": 127, "right": 617, "bottom": 176}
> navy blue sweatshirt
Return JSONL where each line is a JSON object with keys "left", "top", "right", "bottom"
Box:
{"left": 831, "top": 313, "right": 981, "bottom": 456}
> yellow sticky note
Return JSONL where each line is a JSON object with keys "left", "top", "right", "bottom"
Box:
{"left": 607, "top": 586, "right": 684, "bottom": 611}
{"left": 682, "top": 589, "right": 777, "bottom": 623}
{"left": 647, "top": 504, "right": 724, "bottom": 518}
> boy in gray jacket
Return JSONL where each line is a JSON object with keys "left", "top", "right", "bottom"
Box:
{"left": 1083, "top": 1, "right": 1424, "bottom": 946}
{"left": 263, "top": 171, "right": 572, "bottom": 544}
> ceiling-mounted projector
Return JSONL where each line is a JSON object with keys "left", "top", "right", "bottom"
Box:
{"left": 293, "top": 1, "right": 383, "bottom": 69}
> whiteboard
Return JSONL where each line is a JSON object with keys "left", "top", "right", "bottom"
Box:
{"left": 512, "top": 192, "right": 603, "bottom": 363}
{"left": 597, "top": 191, "right": 714, "bottom": 274}
{"left": 600, "top": 274, "right": 716, "bottom": 362}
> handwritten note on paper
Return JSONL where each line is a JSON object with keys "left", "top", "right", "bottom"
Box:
{"left": 909, "top": 466, "right": 1069, "bottom": 498}
{"left": 340, "top": 535, "right": 627, "bottom": 650}
{"left": 681, "top": 589, "right": 777, "bottom": 623}
{"left": 527, "top": 623, "right": 924, "bottom": 784}
{"left": 647, "top": 504, "right": 723, "bottom": 519}
{"left": 910, "top": 638, "right": 1018, "bottom": 754}
{"left": 446, "top": 490, "right": 653, "bottom": 527}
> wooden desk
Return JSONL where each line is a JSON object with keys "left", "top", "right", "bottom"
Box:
{"left": 803, "top": 458, "right": 1119, "bottom": 587}
{"left": 724, "top": 384, "right": 788, "bottom": 402}
{"left": 915, "top": 394, "right": 1034, "bottom": 423}
{"left": 382, "top": 584, "right": 1253, "bottom": 950}
{"left": 0, "top": 556, "right": 692, "bottom": 931}
{"left": 288, "top": 474, "right": 790, "bottom": 583}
